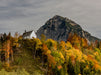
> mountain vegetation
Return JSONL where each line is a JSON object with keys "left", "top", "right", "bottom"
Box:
{"left": 0, "top": 32, "right": 101, "bottom": 75}
{"left": 0, "top": 15, "right": 101, "bottom": 75}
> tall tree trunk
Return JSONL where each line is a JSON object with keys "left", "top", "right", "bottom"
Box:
{"left": 5, "top": 40, "right": 10, "bottom": 67}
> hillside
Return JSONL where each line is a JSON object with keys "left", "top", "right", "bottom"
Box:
{"left": 37, "top": 15, "right": 100, "bottom": 42}
{"left": 0, "top": 16, "right": 101, "bottom": 75}
{"left": 0, "top": 33, "right": 100, "bottom": 75}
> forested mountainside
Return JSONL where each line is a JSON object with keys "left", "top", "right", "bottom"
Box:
{"left": 0, "top": 32, "right": 101, "bottom": 75}
{"left": 37, "top": 15, "right": 100, "bottom": 42}
{"left": 0, "top": 15, "right": 101, "bottom": 75}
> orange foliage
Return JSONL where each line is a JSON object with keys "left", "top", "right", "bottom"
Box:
{"left": 93, "top": 64, "right": 101, "bottom": 70}
{"left": 87, "top": 55, "right": 101, "bottom": 70}
{"left": 2, "top": 40, "right": 13, "bottom": 67}
{"left": 81, "top": 38, "right": 88, "bottom": 48}
{"left": 67, "top": 33, "right": 81, "bottom": 49}
{"left": 48, "top": 54, "right": 56, "bottom": 66}
{"left": 87, "top": 55, "right": 98, "bottom": 64}
{"left": 42, "top": 44, "right": 51, "bottom": 55}
{"left": 57, "top": 65, "right": 62, "bottom": 70}
{"left": 70, "top": 55, "right": 75, "bottom": 65}
{"left": 85, "top": 65, "right": 89, "bottom": 69}
{"left": 60, "top": 41, "right": 66, "bottom": 50}
{"left": 42, "top": 44, "right": 56, "bottom": 66}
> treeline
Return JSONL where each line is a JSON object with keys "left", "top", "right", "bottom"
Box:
{"left": 0, "top": 32, "right": 20, "bottom": 68}
{"left": 21, "top": 34, "right": 101, "bottom": 75}
{"left": 0, "top": 33, "right": 101, "bottom": 75}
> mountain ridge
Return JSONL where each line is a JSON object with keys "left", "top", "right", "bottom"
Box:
{"left": 36, "top": 15, "right": 101, "bottom": 42}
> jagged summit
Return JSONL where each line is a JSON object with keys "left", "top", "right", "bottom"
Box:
{"left": 36, "top": 15, "right": 100, "bottom": 42}
{"left": 52, "top": 15, "right": 78, "bottom": 26}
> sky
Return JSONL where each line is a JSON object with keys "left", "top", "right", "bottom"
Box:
{"left": 0, "top": 0, "right": 101, "bottom": 38}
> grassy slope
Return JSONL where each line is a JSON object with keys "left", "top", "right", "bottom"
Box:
{"left": 11, "top": 48, "right": 43, "bottom": 75}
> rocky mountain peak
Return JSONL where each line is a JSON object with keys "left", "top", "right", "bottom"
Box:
{"left": 36, "top": 15, "right": 100, "bottom": 42}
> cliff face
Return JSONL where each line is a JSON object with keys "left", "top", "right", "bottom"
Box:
{"left": 36, "top": 15, "right": 100, "bottom": 42}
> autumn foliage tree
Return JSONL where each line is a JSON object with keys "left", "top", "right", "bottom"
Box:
{"left": 0, "top": 32, "right": 101, "bottom": 75}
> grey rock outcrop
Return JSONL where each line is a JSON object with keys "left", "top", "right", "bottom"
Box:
{"left": 36, "top": 15, "right": 100, "bottom": 42}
